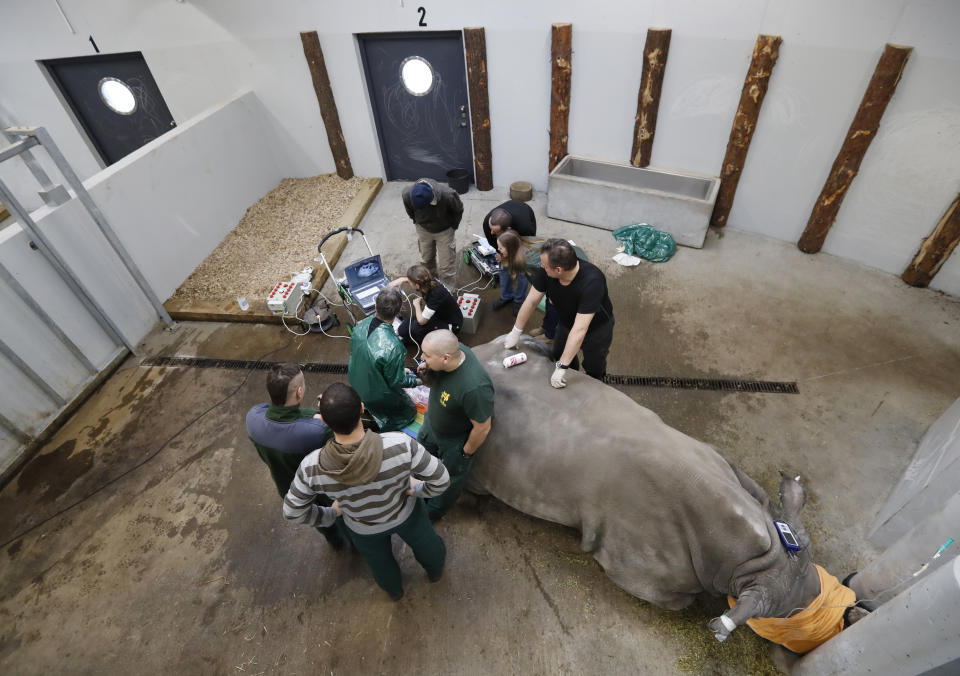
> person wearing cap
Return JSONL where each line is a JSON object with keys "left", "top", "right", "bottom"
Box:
{"left": 401, "top": 178, "right": 464, "bottom": 292}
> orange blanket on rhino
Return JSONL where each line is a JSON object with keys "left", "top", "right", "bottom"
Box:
{"left": 727, "top": 564, "right": 856, "bottom": 654}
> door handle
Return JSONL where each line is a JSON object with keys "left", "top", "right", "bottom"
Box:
{"left": 459, "top": 104, "right": 467, "bottom": 127}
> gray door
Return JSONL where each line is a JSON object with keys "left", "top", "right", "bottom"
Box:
{"left": 359, "top": 32, "right": 474, "bottom": 183}
{"left": 44, "top": 52, "right": 176, "bottom": 166}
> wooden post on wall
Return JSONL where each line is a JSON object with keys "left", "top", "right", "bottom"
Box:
{"left": 710, "top": 34, "right": 782, "bottom": 228}
{"left": 631, "top": 28, "right": 671, "bottom": 168}
{"left": 797, "top": 44, "right": 911, "bottom": 253}
{"left": 901, "top": 194, "right": 960, "bottom": 287}
{"left": 549, "top": 23, "right": 573, "bottom": 173}
{"left": 464, "top": 27, "right": 493, "bottom": 191}
{"left": 300, "top": 30, "right": 354, "bottom": 180}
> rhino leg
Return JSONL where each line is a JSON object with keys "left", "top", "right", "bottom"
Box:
{"left": 707, "top": 592, "right": 763, "bottom": 641}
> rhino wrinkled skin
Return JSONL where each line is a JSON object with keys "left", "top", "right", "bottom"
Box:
{"left": 469, "top": 336, "right": 817, "bottom": 631}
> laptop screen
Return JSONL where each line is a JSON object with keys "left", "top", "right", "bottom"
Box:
{"left": 344, "top": 255, "right": 385, "bottom": 290}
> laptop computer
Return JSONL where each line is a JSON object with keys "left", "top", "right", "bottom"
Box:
{"left": 343, "top": 254, "right": 389, "bottom": 314}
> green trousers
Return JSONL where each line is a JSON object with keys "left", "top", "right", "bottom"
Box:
{"left": 417, "top": 424, "right": 474, "bottom": 519}
{"left": 348, "top": 498, "right": 445, "bottom": 598}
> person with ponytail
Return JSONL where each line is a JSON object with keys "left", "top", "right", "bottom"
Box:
{"left": 389, "top": 263, "right": 463, "bottom": 346}
{"left": 493, "top": 230, "right": 529, "bottom": 316}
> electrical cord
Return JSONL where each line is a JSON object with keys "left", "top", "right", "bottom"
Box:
{"left": 398, "top": 287, "right": 423, "bottom": 364}
{"left": 280, "top": 294, "right": 311, "bottom": 337}
{"left": 0, "top": 341, "right": 295, "bottom": 550}
{"left": 283, "top": 286, "right": 352, "bottom": 340}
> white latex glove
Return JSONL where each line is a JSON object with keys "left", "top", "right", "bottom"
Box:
{"left": 550, "top": 366, "right": 567, "bottom": 389}
{"left": 504, "top": 326, "right": 523, "bottom": 350}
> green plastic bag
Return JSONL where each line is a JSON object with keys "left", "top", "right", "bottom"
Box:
{"left": 612, "top": 223, "right": 677, "bottom": 263}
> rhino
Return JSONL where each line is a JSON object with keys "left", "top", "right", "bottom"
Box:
{"left": 467, "top": 336, "right": 840, "bottom": 642}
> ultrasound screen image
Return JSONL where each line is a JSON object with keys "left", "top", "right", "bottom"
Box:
{"left": 357, "top": 261, "right": 381, "bottom": 279}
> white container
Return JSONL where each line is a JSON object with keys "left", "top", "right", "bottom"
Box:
{"left": 503, "top": 353, "right": 528, "bottom": 368}
{"left": 547, "top": 155, "right": 720, "bottom": 248}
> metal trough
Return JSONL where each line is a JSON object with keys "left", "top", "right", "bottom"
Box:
{"left": 547, "top": 155, "right": 720, "bottom": 248}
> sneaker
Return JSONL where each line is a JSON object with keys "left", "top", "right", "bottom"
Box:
{"left": 492, "top": 298, "right": 511, "bottom": 311}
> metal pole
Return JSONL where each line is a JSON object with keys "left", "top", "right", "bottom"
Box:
{"left": 0, "top": 411, "right": 29, "bottom": 444}
{"left": 23, "top": 127, "right": 174, "bottom": 327}
{"left": 0, "top": 177, "right": 134, "bottom": 350}
{"left": 0, "top": 261, "right": 97, "bottom": 372}
{"left": 0, "top": 336, "right": 65, "bottom": 406}
{"left": 0, "top": 137, "right": 38, "bottom": 163}
{"left": 1, "top": 126, "right": 58, "bottom": 191}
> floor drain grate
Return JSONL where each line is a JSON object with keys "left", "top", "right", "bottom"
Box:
{"left": 142, "top": 357, "right": 797, "bottom": 393}
{"left": 141, "top": 356, "right": 349, "bottom": 374}
{"left": 603, "top": 375, "right": 799, "bottom": 394}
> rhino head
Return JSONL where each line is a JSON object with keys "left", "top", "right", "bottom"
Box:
{"left": 707, "top": 473, "right": 819, "bottom": 641}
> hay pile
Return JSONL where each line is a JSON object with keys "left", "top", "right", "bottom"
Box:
{"left": 172, "top": 174, "right": 364, "bottom": 301}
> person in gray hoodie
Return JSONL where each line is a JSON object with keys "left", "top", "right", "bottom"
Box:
{"left": 401, "top": 178, "right": 464, "bottom": 291}
{"left": 284, "top": 382, "right": 450, "bottom": 601}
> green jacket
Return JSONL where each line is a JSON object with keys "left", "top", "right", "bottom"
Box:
{"left": 348, "top": 316, "right": 419, "bottom": 432}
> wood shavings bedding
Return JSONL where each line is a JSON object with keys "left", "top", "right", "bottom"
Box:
{"left": 172, "top": 174, "right": 363, "bottom": 301}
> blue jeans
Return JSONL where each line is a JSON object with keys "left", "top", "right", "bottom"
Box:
{"left": 498, "top": 268, "right": 529, "bottom": 303}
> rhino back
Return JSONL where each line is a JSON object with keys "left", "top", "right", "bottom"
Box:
{"left": 472, "top": 337, "right": 774, "bottom": 607}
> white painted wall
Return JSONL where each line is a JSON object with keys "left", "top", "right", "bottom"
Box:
{"left": 0, "top": 90, "right": 311, "bottom": 471}
{"left": 1, "top": 0, "right": 959, "bottom": 294}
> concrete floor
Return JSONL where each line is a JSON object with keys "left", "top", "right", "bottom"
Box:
{"left": 1, "top": 182, "right": 959, "bottom": 675}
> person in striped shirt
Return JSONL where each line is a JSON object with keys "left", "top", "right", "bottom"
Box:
{"left": 284, "top": 382, "right": 450, "bottom": 601}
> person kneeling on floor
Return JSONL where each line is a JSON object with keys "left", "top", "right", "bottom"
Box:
{"left": 389, "top": 264, "right": 463, "bottom": 347}
{"left": 348, "top": 286, "right": 420, "bottom": 432}
{"left": 283, "top": 383, "right": 450, "bottom": 601}
{"left": 492, "top": 230, "right": 530, "bottom": 316}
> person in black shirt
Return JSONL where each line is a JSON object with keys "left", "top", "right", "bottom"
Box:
{"left": 482, "top": 200, "right": 536, "bottom": 249}
{"left": 389, "top": 264, "right": 464, "bottom": 347}
{"left": 505, "top": 238, "right": 614, "bottom": 387}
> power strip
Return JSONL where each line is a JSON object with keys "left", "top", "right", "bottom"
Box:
{"left": 267, "top": 281, "right": 309, "bottom": 317}
{"left": 457, "top": 293, "right": 482, "bottom": 334}
{"left": 266, "top": 267, "right": 315, "bottom": 317}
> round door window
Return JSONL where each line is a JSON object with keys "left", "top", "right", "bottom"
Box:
{"left": 98, "top": 77, "right": 137, "bottom": 115}
{"left": 400, "top": 56, "right": 434, "bottom": 96}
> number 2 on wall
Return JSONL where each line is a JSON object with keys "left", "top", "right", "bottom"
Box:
{"left": 417, "top": 7, "right": 427, "bottom": 27}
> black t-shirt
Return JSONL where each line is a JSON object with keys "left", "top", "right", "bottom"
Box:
{"left": 424, "top": 283, "right": 464, "bottom": 329}
{"left": 531, "top": 259, "right": 614, "bottom": 332}
{"left": 483, "top": 200, "right": 537, "bottom": 247}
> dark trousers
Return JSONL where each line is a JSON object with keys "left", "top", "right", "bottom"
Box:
{"left": 542, "top": 299, "right": 558, "bottom": 339}
{"left": 315, "top": 495, "right": 350, "bottom": 547}
{"left": 417, "top": 424, "right": 474, "bottom": 519}
{"left": 398, "top": 317, "right": 461, "bottom": 346}
{"left": 551, "top": 318, "right": 615, "bottom": 380}
{"left": 348, "top": 498, "right": 445, "bottom": 598}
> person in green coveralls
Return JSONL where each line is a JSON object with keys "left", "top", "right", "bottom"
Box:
{"left": 347, "top": 286, "right": 420, "bottom": 432}
{"left": 416, "top": 329, "right": 495, "bottom": 520}
{"left": 245, "top": 363, "right": 348, "bottom": 549}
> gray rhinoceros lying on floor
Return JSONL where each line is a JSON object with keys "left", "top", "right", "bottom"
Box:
{"left": 469, "top": 336, "right": 851, "bottom": 647}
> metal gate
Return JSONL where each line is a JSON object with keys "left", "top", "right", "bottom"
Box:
{"left": 0, "top": 126, "right": 172, "bottom": 481}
